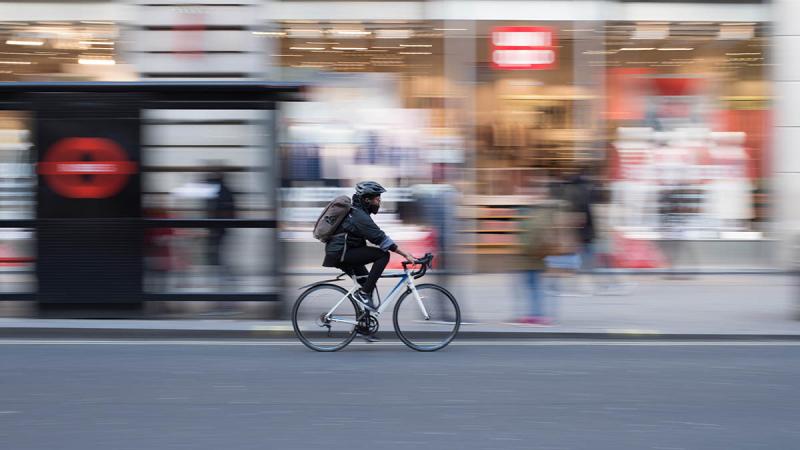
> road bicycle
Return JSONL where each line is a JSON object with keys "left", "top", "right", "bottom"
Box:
{"left": 291, "top": 253, "right": 460, "bottom": 352}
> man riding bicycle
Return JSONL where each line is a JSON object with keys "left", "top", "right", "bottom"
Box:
{"left": 322, "top": 181, "right": 416, "bottom": 311}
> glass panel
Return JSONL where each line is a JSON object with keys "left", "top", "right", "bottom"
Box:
{"left": 144, "top": 227, "right": 276, "bottom": 294}
{"left": 141, "top": 109, "right": 276, "bottom": 294}
{"left": 0, "top": 111, "right": 35, "bottom": 293}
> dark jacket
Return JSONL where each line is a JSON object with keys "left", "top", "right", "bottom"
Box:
{"left": 205, "top": 179, "right": 236, "bottom": 238}
{"left": 322, "top": 196, "right": 397, "bottom": 267}
{"left": 554, "top": 176, "right": 595, "bottom": 244}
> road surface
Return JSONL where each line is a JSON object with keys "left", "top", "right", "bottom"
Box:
{"left": 2, "top": 339, "right": 799, "bottom": 450}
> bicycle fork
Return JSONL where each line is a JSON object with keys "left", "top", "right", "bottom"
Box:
{"left": 406, "top": 279, "right": 431, "bottom": 320}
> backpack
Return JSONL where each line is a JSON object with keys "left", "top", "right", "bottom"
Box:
{"left": 521, "top": 207, "right": 556, "bottom": 260}
{"left": 313, "top": 195, "right": 352, "bottom": 243}
{"left": 521, "top": 202, "right": 578, "bottom": 259}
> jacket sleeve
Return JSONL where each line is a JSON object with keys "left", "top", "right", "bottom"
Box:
{"left": 354, "top": 211, "right": 396, "bottom": 251}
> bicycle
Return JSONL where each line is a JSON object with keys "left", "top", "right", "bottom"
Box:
{"left": 291, "top": 253, "right": 461, "bottom": 352}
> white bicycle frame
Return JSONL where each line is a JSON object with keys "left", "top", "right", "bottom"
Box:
{"left": 323, "top": 267, "right": 429, "bottom": 326}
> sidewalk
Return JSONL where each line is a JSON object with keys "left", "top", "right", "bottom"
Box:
{"left": 1, "top": 274, "right": 799, "bottom": 339}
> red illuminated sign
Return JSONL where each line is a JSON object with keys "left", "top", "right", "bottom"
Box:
{"left": 491, "top": 26, "right": 557, "bottom": 70}
{"left": 38, "top": 137, "right": 138, "bottom": 199}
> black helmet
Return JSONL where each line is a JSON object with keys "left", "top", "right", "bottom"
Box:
{"left": 354, "top": 181, "right": 386, "bottom": 198}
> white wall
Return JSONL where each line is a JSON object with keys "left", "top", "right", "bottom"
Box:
{"left": 773, "top": 0, "right": 800, "bottom": 266}
{"left": 261, "top": 0, "right": 767, "bottom": 22}
{"left": 0, "top": 1, "right": 770, "bottom": 25}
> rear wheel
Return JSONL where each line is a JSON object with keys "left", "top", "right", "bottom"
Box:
{"left": 292, "top": 284, "right": 359, "bottom": 352}
{"left": 393, "top": 283, "right": 460, "bottom": 352}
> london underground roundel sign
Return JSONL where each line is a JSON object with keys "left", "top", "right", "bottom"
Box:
{"left": 38, "top": 137, "right": 138, "bottom": 199}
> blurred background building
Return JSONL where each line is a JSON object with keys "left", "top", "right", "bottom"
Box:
{"left": 0, "top": 0, "right": 785, "bottom": 294}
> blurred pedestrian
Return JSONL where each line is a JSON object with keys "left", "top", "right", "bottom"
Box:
{"left": 562, "top": 169, "right": 596, "bottom": 275}
{"left": 547, "top": 170, "right": 591, "bottom": 296}
{"left": 205, "top": 170, "right": 237, "bottom": 291}
{"left": 516, "top": 199, "right": 562, "bottom": 325}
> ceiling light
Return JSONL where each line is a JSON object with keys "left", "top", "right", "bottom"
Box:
{"left": 6, "top": 40, "right": 44, "bottom": 46}
{"left": 619, "top": 47, "right": 655, "bottom": 51}
{"left": 583, "top": 50, "right": 618, "bottom": 55}
{"left": 332, "top": 47, "right": 367, "bottom": 51}
{"left": 434, "top": 28, "right": 467, "bottom": 32}
{"left": 329, "top": 30, "right": 371, "bottom": 36}
{"left": 78, "top": 58, "right": 115, "bottom": 65}
{"left": 0, "top": 61, "right": 32, "bottom": 65}
{"left": 290, "top": 46, "right": 325, "bottom": 51}
{"left": 399, "top": 52, "right": 431, "bottom": 55}
{"left": 253, "top": 31, "right": 286, "bottom": 36}
{"left": 79, "top": 41, "right": 114, "bottom": 46}
{"left": 375, "top": 29, "right": 413, "bottom": 39}
{"left": 400, "top": 44, "right": 432, "bottom": 48}
{"left": 658, "top": 48, "right": 694, "bottom": 51}
{"left": 287, "top": 29, "right": 323, "bottom": 38}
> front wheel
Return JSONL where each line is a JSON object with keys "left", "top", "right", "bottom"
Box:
{"left": 393, "top": 284, "right": 460, "bottom": 352}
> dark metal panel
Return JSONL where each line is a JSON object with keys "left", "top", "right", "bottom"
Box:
{"left": 142, "top": 293, "right": 279, "bottom": 302}
{"left": 0, "top": 81, "right": 304, "bottom": 95}
{"left": 0, "top": 294, "right": 36, "bottom": 302}
{"left": 0, "top": 220, "right": 36, "bottom": 228}
{"left": 143, "top": 219, "right": 277, "bottom": 228}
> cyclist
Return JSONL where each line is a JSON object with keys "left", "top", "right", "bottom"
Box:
{"left": 322, "top": 181, "right": 416, "bottom": 311}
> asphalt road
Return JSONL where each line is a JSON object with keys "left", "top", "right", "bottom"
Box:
{"left": 2, "top": 339, "right": 799, "bottom": 450}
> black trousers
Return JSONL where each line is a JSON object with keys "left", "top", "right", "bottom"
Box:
{"left": 337, "top": 247, "right": 390, "bottom": 295}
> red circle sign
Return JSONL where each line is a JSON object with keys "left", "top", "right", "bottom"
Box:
{"left": 38, "top": 137, "right": 138, "bottom": 199}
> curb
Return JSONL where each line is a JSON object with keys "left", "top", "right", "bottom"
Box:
{"left": 3, "top": 327, "right": 800, "bottom": 341}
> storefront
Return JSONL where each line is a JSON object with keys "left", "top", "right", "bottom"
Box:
{"left": 453, "top": 19, "right": 769, "bottom": 266}
{"left": 0, "top": 0, "right": 778, "bottom": 272}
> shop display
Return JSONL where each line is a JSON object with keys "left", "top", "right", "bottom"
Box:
{"left": 611, "top": 127, "right": 756, "bottom": 239}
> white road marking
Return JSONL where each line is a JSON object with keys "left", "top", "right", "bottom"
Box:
{"left": 1, "top": 339, "right": 800, "bottom": 347}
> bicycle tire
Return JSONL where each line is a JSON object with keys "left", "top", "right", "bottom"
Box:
{"left": 393, "top": 283, "right": 461, "bottom": 352}
{"left": 292, "top": 283, "right": 359, "bottom": 352}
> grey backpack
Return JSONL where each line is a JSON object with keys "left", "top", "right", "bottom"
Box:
{"left": 313, "top": 195, "right": 352, "bottom": 243}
